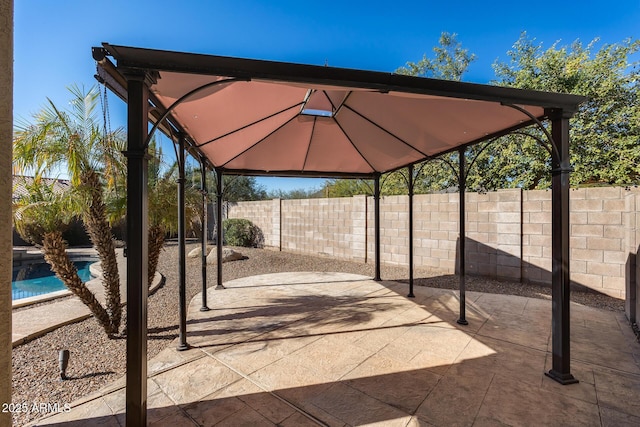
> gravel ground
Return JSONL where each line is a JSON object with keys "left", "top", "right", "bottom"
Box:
{"left": 11, "top": 241, "right": 625, "bottom": 425}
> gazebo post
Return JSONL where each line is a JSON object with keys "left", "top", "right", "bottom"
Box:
{"left": 216, "top": 169, "right": 225, "bottom": 289}
{"left": 177, "top": 134, "right": 189, "bottom": 351}
{"left": 374, "top": 174, "right": 381, "bottom": 281}
{"left": 200, "top": 157, "right": 210, "bottom": 311}
{"left": 124, "top": 71, "right": 154, "bottom": 427}
{"left": 546, "top": 109, "right": 578, "bottom": 384}
{"left": 457, "top": 147, "right": 468, "bottom": 325}
{"left": 408, "top": 165, "right": 415, "bottom": 298}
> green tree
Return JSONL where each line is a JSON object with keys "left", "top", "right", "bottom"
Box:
{"left": 146, "top": 147, "right": 195, "bottom": 286}
{"left": 323, "top": 179, "right": 373, "bottom": 197}
{"left": 268, "top": 187, "right": 323, "bottom": 199}
{"left": 395, "top": 33, "right": 477, "bottom": 194}
{"left": 186, "top": 169, "right": 267, "bottom": 202}
{"left": 330, "top": 33, "right": 640, "bottom": 193}
{"left": 396, "top": 32, "right": 477, "bottom": 80}
{"left": 12, "top": 177, "right": 76, "bottom": 245}
{"left": 13, "top": 182, "right": 114, "bottom": 331}
{"left": 325, "top": 33, "right": 476, "bottom": 197}
{"left": 13, "top": 85, "right": 123, "bottom": 336}
{"left": 332, "top": 32, "right": 474, "bottom": 196}
{"left": 488, "top": 33, "right": 640, "bottom": 188}
{"left": 106, "top": 141, "right": 202, "bottom": 286}
{"left": 222, "top": 175, "right": 268, "bottom": 202}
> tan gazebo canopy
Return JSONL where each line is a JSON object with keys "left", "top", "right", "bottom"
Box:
{"left": 95, "top": 43, "right": 582, "bottom": 177}
{"left": 93, "top": 44, "right": 586, "bottom": 426}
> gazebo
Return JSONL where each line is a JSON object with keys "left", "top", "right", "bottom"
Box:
{"left": 93, "top": 44, "right": 586, "bottom": 426}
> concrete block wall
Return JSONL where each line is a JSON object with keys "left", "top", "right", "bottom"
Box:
{"left": 521, "top": 189, "right": 552, "bottom": 284}
{"left": 636, "top": 194, "right": 640, "bottom": 319}
{"left": 467, "top": 189, "right": 523, "bottom": 281}
{"left": 624, "top": 192, "right": 640, "bottom": 321}
{"left": 365, "top": 193, "right": 460, "bottom": 271}
{"left": 367, "top": 195, "right": 410, "bottom": 267}
{"left": 228, "top": 199, "right": 281, "bottom": 248}
{"left": 411, "top": 193, "right": 459, "bottom": 272}
{"left": 228, "top": 186, "right": 639, "bottom": 299}
{"left": 568, "top": 187, "right": 630, "bottom": 297}
{"left": 279, "top": 196, "right": 367, "bottom": 261}
{"left": 637, "top": 194, "right": 640, "bottom": 319}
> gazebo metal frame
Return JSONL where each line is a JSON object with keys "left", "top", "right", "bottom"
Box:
{"left": 93, "top": 44, "right": 585, "bottom": 426}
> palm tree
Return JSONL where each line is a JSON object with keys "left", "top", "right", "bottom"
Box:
{"left": 13, "top": 85, "right": 124, "bottom": 336}
{"left": 14, "top": 85, "right": 201, "bottom": 336}
{"left": 107, "top": 142, "right": 201, "bottom": 288}
{"left": 13, "top": 177, "right": 116, "bottom": 335}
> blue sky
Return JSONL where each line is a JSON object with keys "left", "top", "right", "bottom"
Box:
{"left": 13, "top": 0, "right": 640, "bottom": 192}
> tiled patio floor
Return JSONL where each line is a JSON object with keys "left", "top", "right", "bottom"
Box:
{"left": 34, "top": 272, "right": 640, "bottom": 426}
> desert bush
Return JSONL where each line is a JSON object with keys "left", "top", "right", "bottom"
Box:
{"left": 222, "top": 218, "right": 263, "bottom": 247}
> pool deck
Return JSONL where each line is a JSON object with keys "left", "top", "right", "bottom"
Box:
{"left": 32, "top": 272, "right": 640, "bottom": 426}
{"left": 12, "top": 248, "right": 164, "bottom": 347}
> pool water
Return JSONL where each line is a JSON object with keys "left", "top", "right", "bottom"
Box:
{"left": 12, "top": 261, "right": 94, "bottom": 300}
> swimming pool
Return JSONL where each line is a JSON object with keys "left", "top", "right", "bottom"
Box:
{"left": 12, "top": 261, "right": 95, "bottom": 300}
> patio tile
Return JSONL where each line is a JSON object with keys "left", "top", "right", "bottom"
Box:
{"left": 409, "top": 349, "right": 458, "bottom": 375}
{"left": 344, "top": 367, "right": 441, "bottom": 414}
{"left": 151, "top": 356, "right": 242, "bottom": 405}
{"left": 450, "top": 335, "right": 546, "bottom": 387}
{"left": 541, "top": 355, "right": 597, "bottom": 404}
{"left": 181, "top": 394, "right": 248, "bottom": 426}
{"left": 102, "top": 378, "right": 162, "bottom": 414}
{"left": 387, "top": 305, "right": 437, "bottom": 324}
{"left": 351, "top": 322, "right": 412, "bottom": 353}
{"left": 275, "top": 384, "right": 346, "bottom": 427}
{"left": 415, "top": 372, "right": 494, "bottom": 427}
{"left": 593, "top": 369, "right": 640, "bottom": 418}
{"left": 377, "top": 336, "right": 424, "bottom": 363}
{"left": 473, "top": 293, "right": 529, "bottom": 316}
{"left": 148, "top": 409, "right": 198, "bottom": 427}
{"left": 86, "top": 378, "right": 124, "bottom": 401}
{"left": 572, "top": 304, "right": 622, "bottom": 329}
{"left": 116, "top": 390, "right": 192, "bottom": 426}
{"left": 474, "top": 375, "right": 601, "bottom": 427}
{"left": 146, "top": 390, "right": 187, "bottom": 425}
{"left": 405, "top": 415, "right": 438, "bottom": 426}
{"left": 147, "top": 346, "right": 206, "bottom": 375}
{"left": 249, "top": 357, "right": 328, "bottom": 391}
{"left": 212, "top": 335, "right": 319, "bottom": 374}
{"left": 416, "top": 292, "right": 463, "bottom": 317}
{"left": 185, "top": 319, "right": 260, "bottom": 348}
{"left": 450, "top": 311, "right": 490, "bottom": 334}
{"left": 34, "top": 397, "right": 116, "bottom": 426}
{"left": 279, "top": 410, "right": 324, "bottom": 426}
{"left": 599, "top": 406, "right": 640, "bottom": 427}
{"left": 289, "top": 337, "right": 375, "bottom": 380}
{"left": 342, "top": 352, "right": 412, "bottom": 379}
{"left": 477, "top": 311, "right": 550, "bottom": 351}
{"left": 307, "top": 382, "right": 412, "bottom": 426}
{"left": 213, "top": 405, "right": 276, "bottom": 427}
{"left": 522, "top": 296, "right": 553, "bottom": 314}
{"left": 237, "top": 391, "right": 297, "bottom": 424}
{"left": 296, "top": 307, "right": 379, "bottom": 336}
{"left": 572, "top": 341, "right": 640, "bottom": 375}
{"left": 34, "top": 273, "right": 640, "bottom": 426}
{"left": 185, "top": 375, "right": 296, "bottom": 423}
{"left": 401, "top": 323, "right": 475, "bottom": 360}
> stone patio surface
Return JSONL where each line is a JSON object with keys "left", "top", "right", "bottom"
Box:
{"left": 33, "top": 272, "right": 640, "bottom": 426}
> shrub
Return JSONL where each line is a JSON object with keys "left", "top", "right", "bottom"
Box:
{"left": 222, "top": 218, "right": 264, "bottom": 248}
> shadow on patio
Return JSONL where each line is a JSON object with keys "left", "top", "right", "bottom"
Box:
{"left": 33, "top": 272, "right": 640, "bottom": 426}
